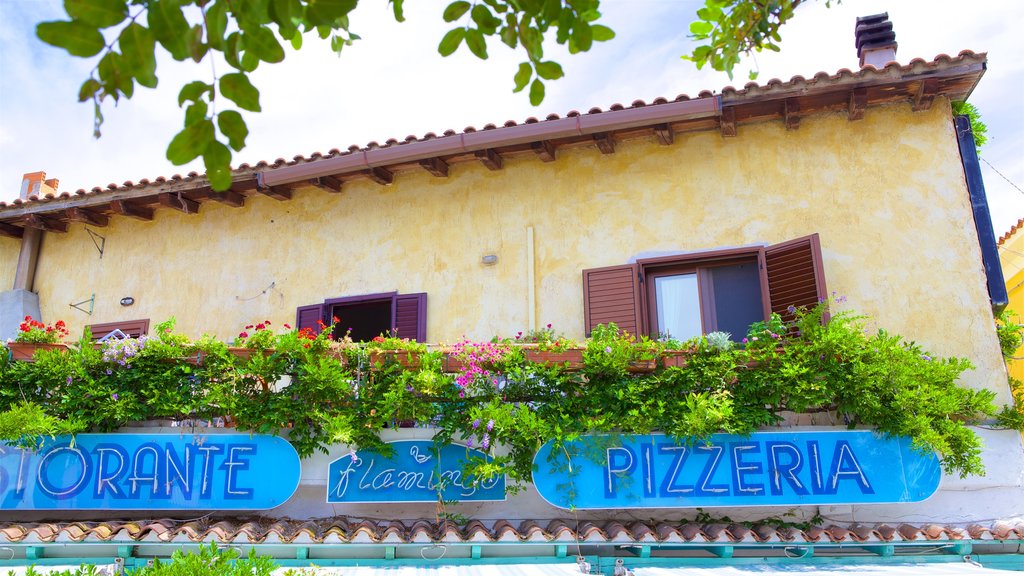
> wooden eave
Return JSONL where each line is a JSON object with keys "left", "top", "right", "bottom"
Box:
{"left": 0, "top": 55, "right": 986, "bottom": 237}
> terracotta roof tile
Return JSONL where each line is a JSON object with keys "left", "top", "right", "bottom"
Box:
{"left": 999, "top": 217, "right": 1024, "bottom": 246}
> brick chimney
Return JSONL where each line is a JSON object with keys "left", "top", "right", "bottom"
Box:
{"left": 855, "top": 13, "right": 897, "bottom": 68}
{"left": 20, "top": 171, "right": 59, "bottom": 200}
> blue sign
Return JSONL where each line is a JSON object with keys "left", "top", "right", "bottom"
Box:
{"left": 0, "top": 434, "right": 301, "bottom": 510}
{"left": 327, "top": 441, "right": 506, "bottom": 503}
{"left": 532, "top": 431, "right": 941, "bottom": 509}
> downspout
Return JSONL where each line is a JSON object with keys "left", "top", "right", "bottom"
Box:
{"left": 13, "top": 227, "right": 41, "bottom": 291}
{"left": 954, "top": 114, "right": 1008, "bottom": 314}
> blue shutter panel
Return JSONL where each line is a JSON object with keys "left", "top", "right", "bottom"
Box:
{"left": 394, "top": 293, "right": 427, "bottom": 342}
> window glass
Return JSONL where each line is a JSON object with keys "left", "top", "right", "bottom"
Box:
{"left": 708, "top": 262, "right": 763, "bottom": 340}
{"left": 654, "top": 273, "right": 702, "bottom": 340}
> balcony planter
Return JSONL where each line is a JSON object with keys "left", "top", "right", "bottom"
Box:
{"left": 522, "top": 346, "right": 585, "bottom": 371}
{"left": 626, "top": 359, "right": 658, "bottom": 374}
{"left": 662, "top": 350, "right": 690, "bottom": 368}
{"left": 6, "top": 342, "right": 68, "bottom": 362}
{"left": 369, "top": 350, "right": 423, "bottom": 370}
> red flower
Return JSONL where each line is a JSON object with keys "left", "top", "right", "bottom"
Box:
{"left": 283, "top": 323, "right": 291, "bottom": 329}
{"left": 332, "top": 316, "right": 340, "bottom": 323}
{"left": 239, "top": 331, "right": 249, "bottom": 339}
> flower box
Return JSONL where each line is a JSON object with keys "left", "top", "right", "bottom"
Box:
{"left": 626, "top": 359, "right": 658, "bottom": 373}
{"left": 522, "top": 347, "right": 585, "bottom": 371}
{"left": 368, "top": 350, "right": 422, "bottom": 369}
{"left": 6, "top": 342, "right": 68, "bottom": 362}
{"left": 662, "top": 350, "right": 690, "bottom": 368}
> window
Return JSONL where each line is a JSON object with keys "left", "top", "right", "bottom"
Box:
{"left": 296, "top": 292, "right": 427, "bottom": 343}
{"left": 86, "top": 319, "right": 150, "bottom": 340}
{"left": 583, "top": 234, "right": 826, "bottom": 339}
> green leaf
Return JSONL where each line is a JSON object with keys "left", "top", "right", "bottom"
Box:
{"left": 590, "top": 24, "right": 615, "bottom": 41}
{"left": 204, "top": 140, "right": 233, "bottom": 191}
{"left": 148, "top": 0, "right": 189, "bottom": 60}
{"left": 78, "top": 78, "right": 100, "bottom": 102}
{"left": 242, "top": 26, "right": 285, "bottom": 63}
{"left": 184, "top": 101, "right": 208, "bottom": 125}
{"left": 36, "top": 20, "right": 105, "bottom": 57}
{"left": 443, "top": 1, "right": 470, "bottom": 22}
{"left": 535, "top": 60, "right": 562, "bottom": 80}
{"left": 306, "top": 0, "right": 357, "bottom": 26}
{"left": 166, "top": 119, "right": 215, "bottom": 165}
{"left": 437, "top": 27, "right": 464, "bottom": 57}
{"left": 512, "top": 62, "right": 531, "bottom": 92}
{"left": 471, "top": 4, "right": 500, "bottom": 34}
{"left": 269, "top": 0, "right": 302, "bottom": 38}
{"left": 390, "top": 0, "right": 405, "bottom": 22}
{"left": 118, "top": 23, "right": 158, "bottom": 88}
{"left": 529, "top": 78, "right": 544, "bottom": 106}
{"left": 290, "top": 32, "right": 303, "bottom": 50}
{"left": 217, "top": 110, "right": 248, "bottom": 151}
{"left": 223, "top": 32, "right": 242, "bottom": 69}
{"left": 465, "top": 28, "right": 487, "bottom": 59}
{"left": 178, "top": 81, "right": 212, "bottom": 106}
{"left": 689, "top": 20, "right": 714, "bottom": 37}
{"left": 570, "top": 21, "right": 592, "bottom": 53}
{"left": 64, "top": 0, "right": 127, "bottom": 28}
{"left": 97, "top": 51, "right": 132, "bottom": 99}
{"left": 220, "top": 73, "right": 262, "bottom": 112}
{"left": 187, "top": 24, "right": 207, "bottom": 62}
{"left": 205, "top": 0, "right": 228, "bottom": 50}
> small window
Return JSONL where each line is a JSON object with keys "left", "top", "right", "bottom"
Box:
{"left": 87, "top": 319, "right": 150, "bottom": 340}
{"left": 583, "top": 234, "right": 827, "bottom": 339}
{"left": 297, "top": 292, "right": 427, "bottom": 343}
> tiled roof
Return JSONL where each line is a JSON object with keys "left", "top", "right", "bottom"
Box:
{"left": 0, "top": 50, "right": 986, "bottom": 215}
{"left": 999, "top": 217, "right": 1024, "bottom": 246}
{"left": 2, "top": 517, "right": 1022, "bottom": 545}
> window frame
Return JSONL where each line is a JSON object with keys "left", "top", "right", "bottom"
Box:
{"left": 296, "top": 291, "right": 428, "bottom": 342}
{"left": 86, "top": 319, "right": 150, "bottom": 340}
{"left": 638, "top": 248, "right": 769, "bottom": 339}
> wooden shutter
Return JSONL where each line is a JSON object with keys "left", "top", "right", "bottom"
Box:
{"left": 296, "top": 304, "right": 325, "bottom": 335}
{"left": 87, "top": 319, "right": 150, "bottom": 340}
{"left": 764, "top": 233, "right": 827, "bottom": 322}
{"left": 583, "top": 263, "right": 644, "bottom": 337}
{"left": 394, "top": 293, "right": 427, "bottom": 342}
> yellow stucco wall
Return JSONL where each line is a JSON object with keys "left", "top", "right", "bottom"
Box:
{"left": 25, "top": 98, "right": 1009, "bottom": 400}
{"left": 999, "top": 228, "right": 1024, "bottom": 383}
{"left": 0, "top": 238, "right": 17, "bottom": 292}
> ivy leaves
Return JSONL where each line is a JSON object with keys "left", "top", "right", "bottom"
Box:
{"left": 439, "top": 0, "right": 614, "bottom": 105}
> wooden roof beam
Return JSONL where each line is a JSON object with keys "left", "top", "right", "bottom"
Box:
{"left": 475, "top": 148, "right": 503, "bottom": 171}
{"left": 0, "top": 222, "right": 23, "bottom": 239}
{"left": 110, "top": 200, "right": 154, "bottom": 221}
{"left": 23, "top": 214, "right": 67, "bottom": 233}
{"left": 531, "top": 140, "right": 557, "bottom": 162}
{"left": 784, "top": 98, "right": 801, "bottom": 130}
{"left": 310, "top": 175, "right": 343, "bottom": 193}
{"left": 720, "top": 107, "right": 737, "bottom": 137}
{"left": 848, "top": 88, "right": 867, "bottom": 121}
{"left": 158, "top": 193, "right": 200, "bottom": 214}
{"left": 207, "top": 190, "right": 246, "bottom": 207}
{"left": 419, "top": 157, "right": 449, "bottom": 177}
{"left": 653, "top": 123, "right": 675, "bottom": 145}
{"left": 365, "top": 167, "right": 394, "bottom": 185}
{"left": 66, "top": 207, "right": 109, "bottom": 227}
{"left": 256, "top": 184, "right": 293, "bottom": 201}
{"left": 913, "top": 79, "right": 939, "bottom": 111}
{"left": 593, "top": 133, "right": 615, "bottom": 154}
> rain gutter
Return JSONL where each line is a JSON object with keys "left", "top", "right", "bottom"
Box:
{"left": 259, "top": 96, "right": 721, "bottom": 188}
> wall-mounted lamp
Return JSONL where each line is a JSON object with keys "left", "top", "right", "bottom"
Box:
{"left": 481, "top": 254, "right": 499, "bottom": 265}
{"left": 120, "top": 297, "right": 135, "bottom": 306}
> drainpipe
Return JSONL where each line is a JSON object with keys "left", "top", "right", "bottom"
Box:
{"left": 0, "top": 172, "right": 51, "bottom": 340}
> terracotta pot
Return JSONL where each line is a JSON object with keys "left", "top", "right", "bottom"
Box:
{"left": 368, "top": 350, "right": 422, "bottom": 369}
{"left": 523, "top": 347, "right": 585, "bottom": 371}
{"left": 627, "top": 359, "right": 658, "bottom": 373}
{"left": 6, "top": 342, "right": 68, "bottom": 362}
{"left": 227, "top": 347, "right": 273, "bottom": 362}
{"left": 662, "top": 350, "right": 690, "bottom": 368}
{"left": 443, "top": 353, "right": 468, "bottom": 373}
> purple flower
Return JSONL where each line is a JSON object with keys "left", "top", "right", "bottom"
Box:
{"left": 742, "top": 338, "right": 748, "bottom": 344}
{"left": 482, "top": 434, "right": 490, "bottom": 450}
{"left": 787, "top": 305, "right": 796, "bottom": 314}
{"left": 111, "top": 393, "right": 119, "bottom": 401}
{"left": 66, "top": 376, "right": 73, "bottom": 385}
{"left": 922, "top": 355, "right": 932, "bottom": 362}
{"left": 466, "top": 438, "right": 473, "bottom": 448}
{"left": 604, "top": 346, "right": 612, "bottom": 354}
{"left": 486, "top": 419, "right": 494, "bottom": 432}
{"left": 472, "top": 419, "right": 481, "bottom": 429}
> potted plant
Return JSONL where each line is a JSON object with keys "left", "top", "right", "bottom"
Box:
{"left": 507, "top": 324, "right": 585, "bottom": 370}
{"left": 6, "top": 316, "right": 69, "bottom": 362}
{"left": 365, "top": 333, "right": 427, "bottom": 369}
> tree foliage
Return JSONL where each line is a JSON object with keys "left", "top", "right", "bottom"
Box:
{"left": 37, "top": 0, "right": 823, "bottom": 190}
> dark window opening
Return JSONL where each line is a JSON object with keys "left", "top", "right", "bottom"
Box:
{"left": 331, "top": 299, "right": 392, "bottom": 342}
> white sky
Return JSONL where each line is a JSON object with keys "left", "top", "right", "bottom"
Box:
{"left": 0, "top": 0, "right": 1021, "bottom": 234}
